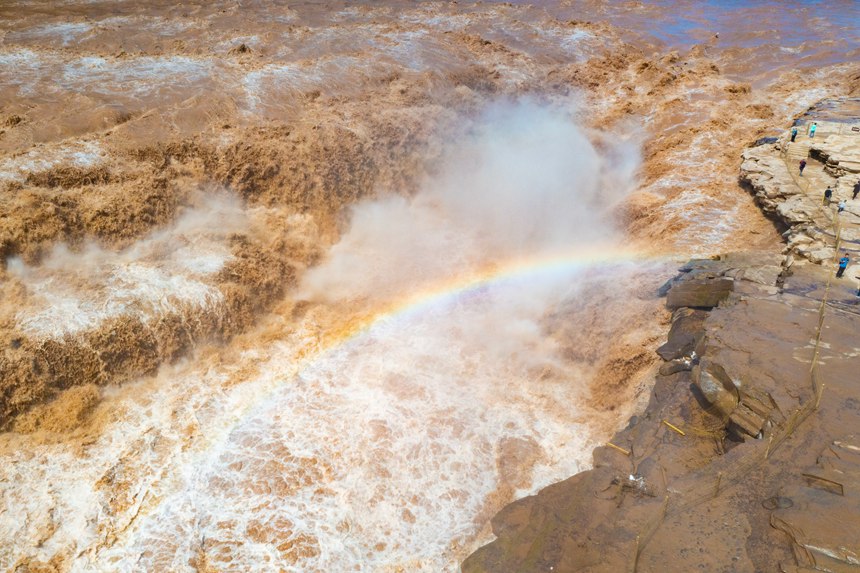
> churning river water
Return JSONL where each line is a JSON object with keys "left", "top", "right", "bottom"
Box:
{"left": 0, "top": 1, "right": 857, "bottom": 571}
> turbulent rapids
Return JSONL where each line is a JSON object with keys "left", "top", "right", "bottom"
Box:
{"left": 0, "top": 1, "right": 858, "bottom": 572}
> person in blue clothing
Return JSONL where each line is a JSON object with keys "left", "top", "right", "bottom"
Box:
{"left": 836, "top": 253, "right": 849, "bottom": 278}
{"left": 791, "top": 126, "right": 798, "bottom": 142}
{"left": 809, "top": 122, "right": 818, "bottom": 138}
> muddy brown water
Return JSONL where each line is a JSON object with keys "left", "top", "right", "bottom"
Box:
{"left": 0, "top": 1, "right": 858, "bottom": 571}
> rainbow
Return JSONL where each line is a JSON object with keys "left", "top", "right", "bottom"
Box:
{"left": 196, "top": 244, "right": 678, "bottom": 451}
{"left": 104, "top": 245, "right": 682, "bottom": 554}
{"left": 123, "top": 244, "right": 682, "bottom": 535}
{"left": 316, "top": 244, "right": 677, "bottom": 348}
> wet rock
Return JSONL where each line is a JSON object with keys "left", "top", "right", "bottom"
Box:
{"left": 666, "top": 276, "right": 734, "bottom": 309}
{"left": 656, "top": 308, "right": 708, "bottom": 360}
{"left": 693, "top": 359, "right": 739, "bottom": 417}
{"left": 753, "top": 136, "right": 779, "bottom": 146}
{"left": 771, "top": 437, "right": 860, "bottom": 569}
{"left": 728, "top": 404, "right": 765, "bottom": 438}
{"left": 659, "top": 359, "right": 693, "bottom": 375}
{"left": 678, "top": 258, "right": 723, "bottom": 273}
{"left": 656, "top": 277, "right": 675, "bottom": 297}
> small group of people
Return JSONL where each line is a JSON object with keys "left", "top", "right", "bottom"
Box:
{"left": 790, "top": 121, "right": 818, "bottom": 142}
{"left": 829, "top": 187, "right": 855, "bottom": 281}
{"left": 823, "top": 182, "right": 860, "bottom": 212}
{"left": 787, "top": 124, "right": 858, "bottom": 286}
{"left": 822, "top": 186, "right": 847, "bottom": 212}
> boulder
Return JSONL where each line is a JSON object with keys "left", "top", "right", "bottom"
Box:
{"left": 666, "top": 277, "right": 734, "bottom": 309}
{"left": 656, "top": 308, "right": 708, "bottom": 360}
{"left": 806, "top": 247, "right": 835, "bottom": 264}
{"left": 753, "top": 136, "right": 779, "bottom": 147}
{"left": 729, "top": 404, "right": 766, "bottom": 438}
{"left": 659, "top": 359, "right": 693, "bottom": 376}
{"left": 693, "top": 359, "right": 739, "bottom": 418}
{"left": 677, "top": 259, "right": 723, "bottom": 273}
{"left": 777, "top": 196, "right": 817, "bottom": 224}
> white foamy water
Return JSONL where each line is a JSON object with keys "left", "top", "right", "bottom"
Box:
{"left": 61, "top": 55, "right": 213, "bottom": 97}
{"left": 0, "top": 103, "right": 647, "bottom": 571}
{"left": 9, "top": 196, "right": 246, "bottom": 337}
{"left": 114, "top": 282, "right": 604, "bottom": 571}
{"left": 0, "top": 269, "right": 614, "bottom": 572}
{"left": 10, "top": 22, "right": 94, "bottom": 46}
{"left": 13, "top": 262, "right": 225, "bottom": 336}
{"left": 0, "top": 140, "right": 105, "bottom": 183}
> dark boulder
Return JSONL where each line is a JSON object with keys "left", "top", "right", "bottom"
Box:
{"left": 693, "top": 359, "right": 740, "bottom": 418}
{"left": 659, "top": 359, "right": 693, "bottom": 376}
{"left": 753, "top": 136, "right": 779, "bottom": 147}
{"left": 656, "top": 308, "right": 709, "bottom": 360}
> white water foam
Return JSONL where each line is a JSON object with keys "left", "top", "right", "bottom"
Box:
{"left": 61, "top": 56, "right": 213, "bottom": 98}
{"left": 0, "top": 140, "right": 105, "bottom": 183}
{"left": 0, "top": 103, "right": 643, "bottom": 572}
{"left": 11, "top": 22, "right": 94, "bottom": 46}
{"left": 9, "top": 196, "right": 247, "bottom": 337}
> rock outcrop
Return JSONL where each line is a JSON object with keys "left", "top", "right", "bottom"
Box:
{"left": 741, "top": 99, "right": 860, "bottom": 265}
{"left": 465, "top": 100, "right": 860, "bottom": 572}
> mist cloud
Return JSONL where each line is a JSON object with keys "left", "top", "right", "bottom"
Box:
{"left": 300, "top": 100, "right": 640, "bottom": 303}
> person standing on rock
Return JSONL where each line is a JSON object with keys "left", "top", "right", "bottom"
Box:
{"left": 837, "top": 253, "right": 849, "bottom": 278}
{"left": 791, "top": 126, "right": 798, "bottom": 142}
{"left": 824, "top": 186, "right": 833, "bottom": 205}
{"left": 799, "top": 159, "right": 807, "bottom": 176}
{"left": 853, "top": 180, "right": 860, "bottom": 200}
{"left": 838, "top": 200, "right": 846, "bottom": 213}
{"left": 809, "top": 122, "right": 817, "bottom": 138}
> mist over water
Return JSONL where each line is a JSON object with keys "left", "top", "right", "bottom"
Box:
{"left": 302, "top": 101, "right": 638, "bottom": 302}
{"left": 0, "top": 103, "right": 648, "bottom": 572}
{"left": 2, "top": 0, "right": 856, "bottom": 570}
